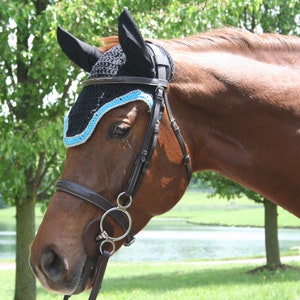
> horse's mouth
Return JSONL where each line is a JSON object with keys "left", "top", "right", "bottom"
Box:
{"left": 72, "top": 218, "right": 113, "bottom": 295}
{"left": 71, "top": 256, "right": 98, "bottom": 295}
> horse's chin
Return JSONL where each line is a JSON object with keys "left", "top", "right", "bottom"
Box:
{"left": 70, "top": 256, "right": 97, "bottom": 295}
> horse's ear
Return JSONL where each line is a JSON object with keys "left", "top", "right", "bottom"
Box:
{"left": 118, "top": 9, "right": 155, "bottom": 77}
{"left": 57, "top": 27, "right": 103, "bottom": 72}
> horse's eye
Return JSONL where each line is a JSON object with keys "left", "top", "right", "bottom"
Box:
{"left": 110, "top": 123, "right": 131, "bottom": 139}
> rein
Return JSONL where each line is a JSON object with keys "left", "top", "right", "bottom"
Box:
{"left": 58, "top": 44, "right": 192, "bottom": 300}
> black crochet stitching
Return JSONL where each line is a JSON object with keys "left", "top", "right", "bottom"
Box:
{"left": 89, "top": 45, "right": 128, "bottom": 78}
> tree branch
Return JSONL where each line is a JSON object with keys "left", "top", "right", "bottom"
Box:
{"left": 32, "top": 151, "right": 46, "bottom": 192}
{"left": 39, "top": 152, "right": 57, "bottom": 183}
{"left": 37, "top": 177, "right": 57, "bottom": 201}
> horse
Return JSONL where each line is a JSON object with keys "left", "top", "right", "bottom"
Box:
{"left": 30, "top": 9, "right": 300, "bottom": 299}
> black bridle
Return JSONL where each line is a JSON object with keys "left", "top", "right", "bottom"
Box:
{"left": 59, "top": 44, "right": 192, "bottom": 300}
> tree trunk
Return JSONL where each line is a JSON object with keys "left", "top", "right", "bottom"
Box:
{"left": 263, "top": 198, "right": 282, "bottom": 269}
{"left": 14, "top": 197, "right": 36, "bottom": 300}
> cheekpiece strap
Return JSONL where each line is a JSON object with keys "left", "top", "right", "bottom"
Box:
{"left": 88, "top": 250, "right": 110, "bottom": 300}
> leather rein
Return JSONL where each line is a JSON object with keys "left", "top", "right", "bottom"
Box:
{"left": 59, "top": 44, "right": 192, "bottom": 300}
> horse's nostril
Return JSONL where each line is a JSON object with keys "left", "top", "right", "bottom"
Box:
{"left": 41, "top": 249, "right": 66, "bottom": 282}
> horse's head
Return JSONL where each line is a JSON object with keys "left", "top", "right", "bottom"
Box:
{"left": 29, "top": 9, "right": 191, "bottom": 296}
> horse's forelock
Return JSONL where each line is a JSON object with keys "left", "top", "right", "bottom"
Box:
{"left": 99, "top": 36, "right": 120, "bottom": 52}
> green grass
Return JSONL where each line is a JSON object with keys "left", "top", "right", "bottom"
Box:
{"left": 160, "top": 190, "right": 300, "bottom": 228}
{"left": 0, "top": 206, "right": 44, "bottom": 231}
{"left": 1, "top": 261, "right": 300, "bottom": 299}
{"left": 0, "top": 206, "right": 16, "bottom": 230}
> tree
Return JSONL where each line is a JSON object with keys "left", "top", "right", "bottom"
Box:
{"left": 0, "top": 1, "right": 123, "bottom": 299}
{"left": 1, "top": 2, "right": 69, "bottom": 299}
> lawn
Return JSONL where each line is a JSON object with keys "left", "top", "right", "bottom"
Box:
{"left": 1, "top": 261, "right": 300, "bottom": 300}
{"left": 161, "top": 190, "right": 300, "bottom": 228}
{"left": 0, "top": 206, "right": 44, "bottom": 231}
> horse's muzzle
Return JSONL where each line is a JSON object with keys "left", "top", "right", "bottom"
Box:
{"left": 29, "top": 244, "right": 95, "bottom": 295}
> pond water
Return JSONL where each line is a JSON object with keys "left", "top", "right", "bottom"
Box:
{"left": 111, "top": 219, "right": 300, "bottom": 262}
{"left": 1, "top": 219, "right": 299, "bottom": 262}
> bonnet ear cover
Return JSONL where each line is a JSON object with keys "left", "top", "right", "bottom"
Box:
{"left": 118, "top": 9, "right": 155, "bottom": 77}
{"left": 57, "top": 26, "right": 103, "bottom": 72}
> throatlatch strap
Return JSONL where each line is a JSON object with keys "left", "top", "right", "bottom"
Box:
{"left": 163, "top": 92, "right": 192, "bottom": 182}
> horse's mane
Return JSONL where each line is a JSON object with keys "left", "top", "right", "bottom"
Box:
{"left": 166, "top": 28, "right": 300, "bottom": 52}
{"left": 99, "top": 28, "right": 300, "bottom": 54}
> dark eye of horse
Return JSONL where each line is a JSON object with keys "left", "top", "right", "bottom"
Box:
{"left": 109, "top": 123, "right": 131, "bottom": 139}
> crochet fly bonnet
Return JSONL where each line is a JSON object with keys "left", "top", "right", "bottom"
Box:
{"left": 57, "top": 9, "right": 174, "bottom": 147}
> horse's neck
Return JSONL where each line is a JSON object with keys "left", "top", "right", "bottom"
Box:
{"left": 170, "top": 51, "right": 300, "bottom": 217}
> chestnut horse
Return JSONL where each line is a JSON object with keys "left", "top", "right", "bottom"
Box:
{"left": 30, "top": 9, "right": 300, "bottom": 299}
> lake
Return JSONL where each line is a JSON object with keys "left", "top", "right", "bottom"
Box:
{"left": 1, "top": 218, "right": 299, "bottom": 261}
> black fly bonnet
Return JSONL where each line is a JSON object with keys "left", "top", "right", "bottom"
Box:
{"left": 62, "top": 28, "right": 173, "bottom": 147}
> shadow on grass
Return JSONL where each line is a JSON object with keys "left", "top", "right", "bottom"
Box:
{"left": 103, "top": 264, "right": 300, "bottom": 293}
{"left": 247, "top": 264, "right": 300, "bottom": 274}
{"left": 33, "top": 264, "right": 300, "bottom": 299}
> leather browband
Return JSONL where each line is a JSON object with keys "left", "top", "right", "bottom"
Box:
{"left": 82, "top": 76, "right": 168, "bottom": 88}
